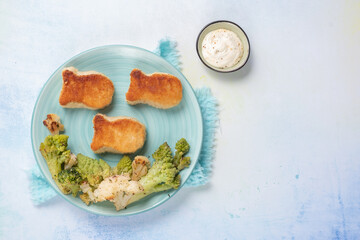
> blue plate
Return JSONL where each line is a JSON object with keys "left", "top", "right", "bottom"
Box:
{"left": 31, "top": 45, "right": 203, "bottom": 216}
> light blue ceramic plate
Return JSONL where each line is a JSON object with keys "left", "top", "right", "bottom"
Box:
{"left": 31, "top": 45, "right": 203, "bottom": 216}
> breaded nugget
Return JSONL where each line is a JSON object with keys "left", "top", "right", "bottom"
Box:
{"left": 126, "top": 69, "right": 182, "bottom": 109}
{"left": 59, "top": 67, "right": 114, "bottom": 109}
{"left": 90, "top": 114, "right": 146, "bottom": 154}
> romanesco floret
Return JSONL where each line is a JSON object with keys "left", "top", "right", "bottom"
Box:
{"left": 175, "top": 138, "right": 190, "bottom": 153}
{"left": 39, "top": 135, "right": 71, "bottom": 194}
{"left": 58, "top": 168, "right": 83, "bottom": 196}
{"left": 173, "top": 138, "right": 190, "bottom": 170}
{"left": 177, "top": 156, "right": 191, "bottom": 171}
{"left": 151, "top": 174, "right": 181, "bottom": 192}
{"left": 113, "top": 155, "right": 133, "bottom": 175}
{"left": 76, "top": 154, "right": 111, "bottom": 187}
{"left": 139, "top": 161, "right": 178, "bottom": 192}
{"left": 139, "top": 139, "right": 191, "bottom": 195}
{"left": 128, "top": 142, "right": 181, "bottom": 205}
{"left": 152, "top": 142, "right": 173, "bottom": 163}
{"left": 40, "top": 135, "right": 69, "bottom": 160}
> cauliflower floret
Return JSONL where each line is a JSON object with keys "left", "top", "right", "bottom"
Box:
{"left": 94, "top": 175, "right": 144, "bottom": 210}
{"left": 80, "top": 182, "right": 96, "bottom": 202}
{"left": 113, "top": 191, "right": 135, "bottom": 211}
{"left": 43, "top": 114, "right": 64, "bottom": 135}
{"left": 131, "top": 156, "right": 150, "bottom": 181}
{"left": 64, "top": 153, "right": 77, "bottom": 170}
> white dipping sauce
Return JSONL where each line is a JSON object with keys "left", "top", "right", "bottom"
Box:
{"left": 201, "top": 29, "right": 243, "bottom": 69}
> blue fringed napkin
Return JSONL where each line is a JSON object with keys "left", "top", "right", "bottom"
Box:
{"left": 29, "top": 39, "right": 218, "bottom": 205}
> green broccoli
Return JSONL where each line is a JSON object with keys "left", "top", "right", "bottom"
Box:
{"left": 76, "top": 154, "right": 111, "bottom": 187}
{"left": 173, "top": 138, "right": 190, "bottom": 170}
{"left": 39, "top": 135, "right": 71, "bottom": 194}
{"left": 58, "top": 168, "right": 83, "bottom": 196}
{"left": 113, "top": 155, "right": 133, "bottom": 175}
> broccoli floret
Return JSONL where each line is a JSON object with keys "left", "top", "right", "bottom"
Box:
{"left": 39, "top": 135, "right": 71, "bottom": 194}
{"left": 40, "top": 135, "right": 69, "bottom": 157}
{"left": 173, "top": 138, "right": 190, "bottom": 170}
{"left": 76, "top": 154, "right": 111, "bottom": 187}
{"left": 58, "top": 168, "right": 83, "bottom": 196}
{"left": 113, "top": 155, "right": 133, "bottom": 175}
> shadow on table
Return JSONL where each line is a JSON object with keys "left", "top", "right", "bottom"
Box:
{"left": 202, "top": 54, "right": 253, "bottom": 82}
{"left": 35, "top": 196, "right": 64, "bottom": 208}
{"left": 60, "top": 185, "right": 213, "bottom": 238}
{"left": 83, "top": 184, "right": 212, "bottom": 220}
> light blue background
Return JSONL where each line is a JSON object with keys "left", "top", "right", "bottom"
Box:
{"left": 1, "top": 0, "right": 360, "bottom": 239}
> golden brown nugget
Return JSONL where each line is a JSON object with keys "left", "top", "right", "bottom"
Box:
{"left": 126, "top": 69, "right": 182, "bottom": 109}
{"left": 90, "top": 114, "right": 146, "bottom": 154}
{"left": 59, "top": 67, "right": 114, "bottom": 109}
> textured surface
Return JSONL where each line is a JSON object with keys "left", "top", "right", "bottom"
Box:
{"left": 31, "top": 45, "right": 202, "bottom": 216}
{"left": 185, "top": 88, "right": 218, "bottom": 186}
{"left": 1, "top": 0, "right": 360, "bottom": 239}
